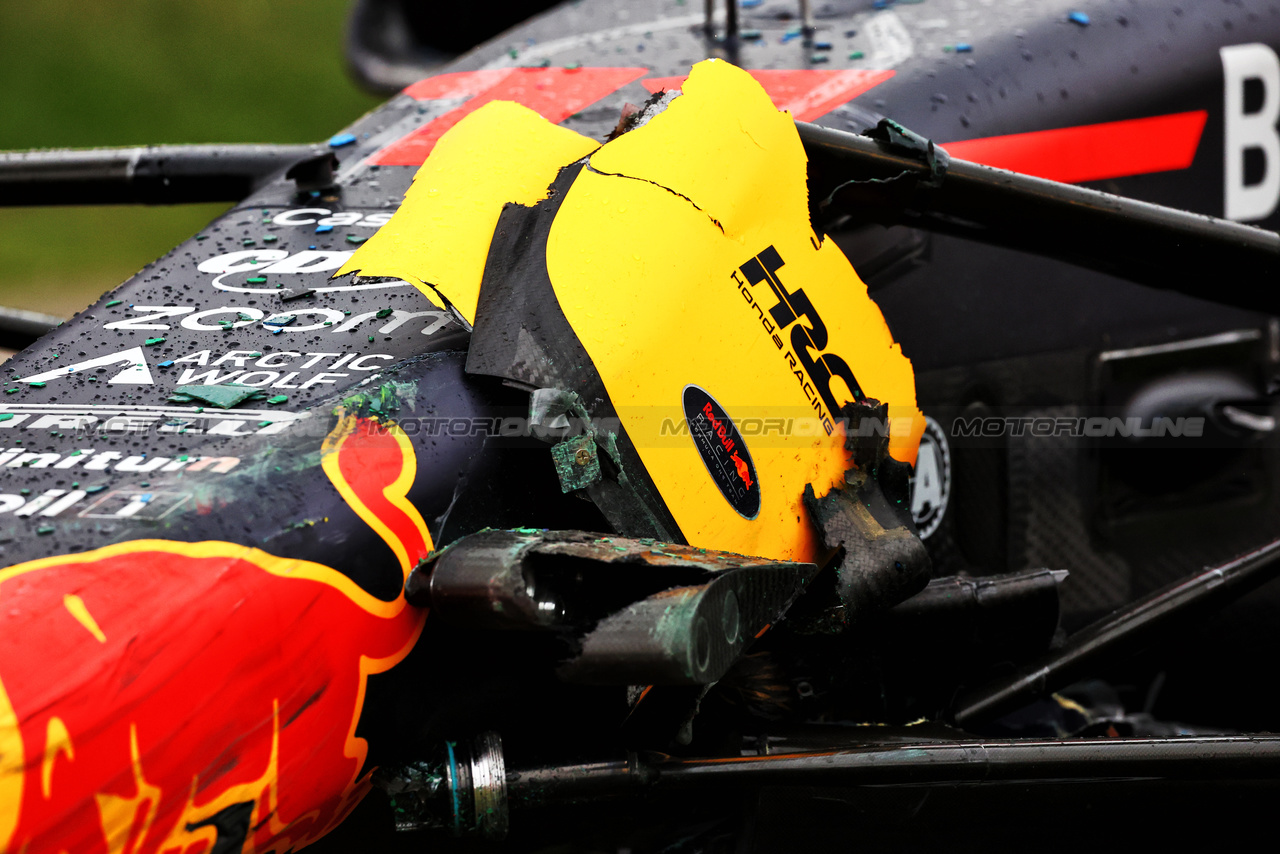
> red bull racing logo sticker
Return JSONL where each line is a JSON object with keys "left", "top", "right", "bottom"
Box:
{"left": 683, "top": 385, "right": 761, "bottom": 520}
{"left": 0, "top": 410, "right": 431, "bottom": 854}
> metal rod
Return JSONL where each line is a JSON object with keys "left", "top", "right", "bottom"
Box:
{"left": 0, "top": 144, "right": 326, "bottom": 206}
{"left": 508, "top": 736, "right": 1280, "bottom": 805}
{"left": 951, "top": 536, "right": 1280, "bottom": 728}
{"left": 796, "top": 121, "right": 1280, "bottom": 315}
{"left": 508, "top": 757, "right": 648, "bottom": 806}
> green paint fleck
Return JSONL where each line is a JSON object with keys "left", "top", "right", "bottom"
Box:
{"left": 28, "top": 382, "right": 45, "bottom": 388}
{"left": 170, "top": 383, "right": 267, "bottom": 409}
{"left": 337, "top": 378, "right": 417, "bottom": 420}
{"left": 36, "top": 526, "right": 55, "bottom": 536}
{"left": 247, "top": 276, "right": 267, "bottom": 283}
{"left": 105, "top": 299, "right": 122, "bottom": 307}
{"left": 267, "top": 394, "right": 288, "bottom": 405}
{"left": 0, "top": 414, "right": 10, "bottom": 422}
{"left": 144, "top": 337, "right": 165, "bottom": 346}
{"left": 375, "top": 308, "right": 392, "bottom": 318}
{"left": 551, "top": 435, "right": 601, "bottom": 493}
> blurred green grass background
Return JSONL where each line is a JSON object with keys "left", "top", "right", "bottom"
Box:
{"left": 0, "top": 0, "right": 384, "bottom": 317}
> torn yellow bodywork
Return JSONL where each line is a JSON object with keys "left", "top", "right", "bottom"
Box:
{"left": 339, "top": 59, "right": 923, "bottom": 565}
{"left": 336, "top": 100, "right": 599, "bottom": 323}
{"left": 548, "top": 60, "right": 922, "bottom": 563}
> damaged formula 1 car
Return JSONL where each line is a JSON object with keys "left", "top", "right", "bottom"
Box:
{"left": 2, "top": 0, "right": 1280, "bottom": 851}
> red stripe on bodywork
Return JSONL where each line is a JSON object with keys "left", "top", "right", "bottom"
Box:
{"left": 642, "top": 69, "right": 894, "bottom": 122}
{"left": 943, "top": 110, "right": 1208, "bottom": 184}
{"left": 374, "top": 66, "right": 1201, "bottom": 186}
{"left": 372, "top": 67, "right": 649, "bottom": 166}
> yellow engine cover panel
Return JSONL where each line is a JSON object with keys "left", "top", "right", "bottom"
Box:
{"left": 546, "top": 59, "right": 923, "bottom": 563}
{"left": 336, "top": 99, "right": 599, "bottom": 323}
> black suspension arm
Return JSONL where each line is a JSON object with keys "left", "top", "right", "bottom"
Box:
{"left": 0, "top": 144, "right": 334, "bottom": 206}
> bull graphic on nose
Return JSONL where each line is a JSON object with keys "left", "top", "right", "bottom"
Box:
{"left": 0, "top": 412, "right": 431, "bottom": 854}
{"left": 730, "top": 451, "right": 754, "bottom": 491}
